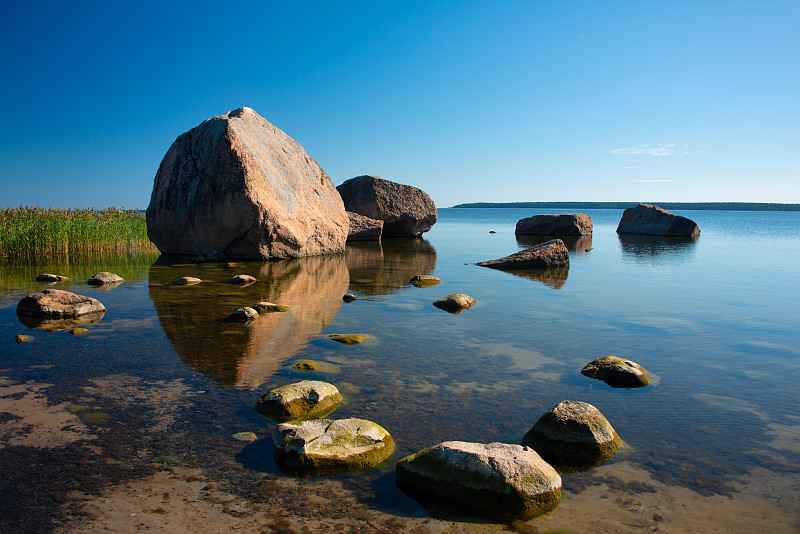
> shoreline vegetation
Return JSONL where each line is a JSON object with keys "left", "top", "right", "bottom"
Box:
{"left": 0, "top": 206, "right": 157, "bottom": 263}
{"left": 450, "top": 201, "right": 800, "bottom": 211}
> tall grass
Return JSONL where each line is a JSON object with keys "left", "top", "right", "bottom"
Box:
{"left": 0, "top": 206, "right": 158, "bottom": 263}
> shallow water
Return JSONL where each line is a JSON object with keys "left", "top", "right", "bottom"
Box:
{"left": 1, "top": 208, "right": 799, "bottom": 532}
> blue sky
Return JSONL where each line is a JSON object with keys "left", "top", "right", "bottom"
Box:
{"left": 1, "top": 1, "right": 798, "bottom": 209}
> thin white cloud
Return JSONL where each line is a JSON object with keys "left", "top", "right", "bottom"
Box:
{"left": 627, "top": 179, "right": 678, "bottom": 182}
{"left": 610, "top": 143, "right": 675, "bottom": 156}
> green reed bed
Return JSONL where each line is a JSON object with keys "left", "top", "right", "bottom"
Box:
{"left": 0, "top": 206, "right": 158, "bottom": 263}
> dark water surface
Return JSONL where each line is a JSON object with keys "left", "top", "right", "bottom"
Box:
{"left": 1, "top": 208, "right": 798, "bottom": 532}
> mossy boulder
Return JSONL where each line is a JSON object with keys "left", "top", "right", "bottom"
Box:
{"left": 432, "top": 294, "right": 476, "bottom": 314}
{"left": 273, "top": 417, "right": 394, "bottom": 474}
{"left": 88, "top": 272, "right": 124, "bottom": 285}
{"left": 521, "top": 400, "right": 622, "bottom": 469}
{"left": 226, "top": 307, "right": 259, "bottom": 322}
{"left": 293, "top": 360, "right": 319, "bottom": 371}
{"left": 253, "top": 301, "right": 291, "bottom": 313}
{"left": 229, "top": 274, "right": 257, "bottom": 285}
{"left": 254, "top": 380, "right": 342, "bottom": 422}
{"left": 409, "top": 275, "right": 441, "bottom": 287}
{"left": 329, "top": 334, "right": 368, "bottom": 345}
{"left": 396, "top": 441, "right": 562, "bottom": 521}
{"left": 581, "top": 355, "right": 651, "bottom": 388}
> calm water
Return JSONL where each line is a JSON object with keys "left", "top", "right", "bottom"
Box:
{"left": 1, "top": 208, "right": 799, "bottom": 532}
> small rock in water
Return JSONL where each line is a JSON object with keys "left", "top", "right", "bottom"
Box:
{"left": 15, "top": 335, "right": 29, "bottom": 344}
{"left": 172, "top": 276, "right": 202, "bottom": 285}
{"left": 253, "top": 302, "right": 291, "bottom": 313}
{"left": 88, "top": 272, "right": 124, "bottom": 285}
{"left": 229, "top": 274, "right": 257, "bottom": 285}
{"left": 232, "top": 432, "right": 258, "bottom": 442}
{"left": 293, "top": 360, "right": 319, "bottom": 371}
{"left": 226, "top": 307, "right": 259, "bottom": 322}
{"left": 409, "top": 275, "right": 441, "bottom": 287}
{"left": 70, "top": 328, "right": 88, "bottom": 335}
{"left": 36, "top": 273, "right": 68, "bottom": 282}
{"left": 432, "top": 294, "right": 476, "bottom": 314}
{"left": 581, "top": 355, "right": 651, "bottom": 388}
{"left": 329, "top": 334, "right": 368, "bottom": 345}
{"left": 254, "top": 380, "right": 342, "bottom": 422}
{"left": 489, "top": 230, "right": 496, "bottom": 234}
{"left": 342, "top": 293, "right": 358, "bottom": 303}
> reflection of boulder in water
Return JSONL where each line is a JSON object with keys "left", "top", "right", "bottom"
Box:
{"left": 495, "top": 268, "right": 569, "bottom": 290}
{"left": 17, "top": 312, "right": 105, "bottom": 332}
{"left": 344, "top": 239, "right": 437, "bottom": 296}
{"left": 516, "top": 234, "right": 593, "bottom": 252}
{"left": 149, "top": 255, "right": 348, "bottom": 389}
{"left": 617, "top": 234, "right": 697, "bottom": 263}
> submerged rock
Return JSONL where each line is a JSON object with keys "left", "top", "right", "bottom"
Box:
{"left": 70, "top": 328, "right": 88, "bottom": 335}
{"left": 253, "top": 302, "right": 291, "bottom": 313}
{"left": 477, "top": 239, "right": 569, "bottom": 270}
{"left": 15, "top": 334, "right": 29, "bottom": 343}
{"left": 329, "top": 334, "right": 368, "bottom": 345}
{"left": 88, "top": 272, "right": 124, "bottom": 285}
{"left": 409, "top": 275, "right": 441, "bottom": 287}
{"left": 273, "top": 417, "right": 394, "bottom": 474}
{"left": 581, "top": 355, "right": 651, "bottom": 388}
{"left": 521, "top": 400, "right": 622, "bottom": 469}
{"left": 346, "top": 211, "right": 384, "bottom": 241}
{"left": 396, "top": 441, "right": 562, "bottom": 521}
{"left": 254, "top": 380, "right": 342, "bottom": 422}
{"left": 232, "top": 432, "right": 258, "bottom": 442}
{"left": 17, "top": 289, "right": 106, "bottom": 319}
{"left": 516, "top": 213, "right": 593, "bottom": 236}
{"left": 146, "top": 107, "right": 348, "bottom": 259}
{"left": 432, "top": 294, "right": 476, "bottom": 314}
{"left": 293, "top": 360, "right": 319, "bottom": 371}
{"left": 616, "top": 203, "right": 700, "bottom": 237}
{"left": 36, "top": 273, "right": 68, "bottom": 283}
{"left": 337, "top": 175, "right": 437, "bottom": 237}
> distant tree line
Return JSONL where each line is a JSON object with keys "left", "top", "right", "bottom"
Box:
{"left": 449, "top": 202, "right": 800, "bottom": 211}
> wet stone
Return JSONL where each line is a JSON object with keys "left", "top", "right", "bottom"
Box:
{"left": 581, "top": 355, "right": 651, "bottom": 388}
{"left": 36, "top": 273, "right": 68, "bottom": 282}
{"left": 329, "top": 334, "right": 368, "bottom": 345}
{"left": 226, "top": 307, "right": 259, "bottom": 322}
{"left": 229, "top": 274, "right": 257, "bottom": 285}
{"left": 15, "top": 335, "right": 29, "bottom": 344}
{"left": 409, "top": 275, "right": 441, "bottom": 287}
{"left": 253, "top": 302, "right": 291, "bottom": 313}
{"left": 172, "top": 276, "right": 202, "bottom": 285}
{"left": 88, "top": 272, "right": 125, "bottom": 285}
{"left": 254, "top": 380, "right": 342, "bottom": 422}
{"left": 432, "top": 294, "right": 476, "bottom": 314}
{"left": 293, "top": 360, "right": 319, "bottom": 371}
{"left": 342, "top": 293, "right": 358, "bottom": 303}
{"left": 70, "top": 328, "right": 88, "bottom": 335}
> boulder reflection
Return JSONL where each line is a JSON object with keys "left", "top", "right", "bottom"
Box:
{"left": 492, "top": 268, "right": 569, "bottom": 290}
{"left": 149, "top": 255, "right": 348, "bottom": 389}
{"left": 516, "top": 234, "right": 593, "bottom": 252}
{"left": 617, "top": 234, "right": 698, "bottom": 264}
{"left": 344, "top": 238, "right": 437, "bottom": 295}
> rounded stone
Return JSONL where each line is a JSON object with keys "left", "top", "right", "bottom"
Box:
{"left": 273, "top": 417, "right": 394, "bottom": 474}
{"left": 293, "top": 360, "right": 319, "bottom": 371}
{"left": 432, "top": 294, "right": 476, "bottom": 314}
{"left": 88, "top": 272, "right": 124, "bottom": 285}
{"left": 16, "top": 289, "right": 106, "bottom": 319}
{"left": 172, "top": 276, "right": 202, "bottom": 285}
{"left": 581, "top": 355, "right": 651, "bottom": 388}
{"left": 329, "top": 334, "right": 368, "bottom": 345}
{"left": 36, "top": 273, "right": 68, "bottom": 282}
{"left": 254, "top": 380, "right": 342, "bottom": 422}
{"left": 521, "top": 400, "right": 622, "bottom": 469}
{"left": 396, "top": 441, "right": 562, "bottom": 521}
{"left": 342, "top": 293, "right": 358, "bottom": 303}
{"left": 230, "top": 274, "right": 257, "bottom": 285}
{"left": 226, "top": 307, "right": 259, "bottom": 322}
{"left": 409, "top": 275, "right": 441, "bottom": 287}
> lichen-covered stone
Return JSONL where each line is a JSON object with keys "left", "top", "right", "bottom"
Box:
{"left": 17, "top": 289, "right": 106, "bottom": 319}
{"left": 409, "top": 275, "right": 441, "bottom": 287}
{"left": 477, "top": 239, "right": 569, "bottom": 270}
{"left": 616, "top": 203, "right": 700, "bottom": 237}
{"left": 230, "top": 274, "right": 256, "bottom": 285}
{"left": 226, "top": 307, "right": 259, "bottom": 322}
{"left": 273, "top": 417, "right": 394, "bottom": 473}
{"left": 432, "top": 294, "right": 476, "bottom": 314}
{"left": 36, "top": 273, "right": 68, "bottom": 282}
{"left": 581, "top": 355, "right": 651, "bottom": 388}
{"left": 253, "top": 302, "right": 291, "bottom": 313}
{"left": 521, "top": 400, "right": 622, "bottom": 469}
{"left": 396, "top": 441, "right": 561, "bottom": 521}
{"left": 254, "top": 380, "right": 342, "bottom": 422}
{"left": 88, "top": 272, "right": 124, "bottom": 285}
{"left": 329, "top": 334, "right": 368, "bottom": 345}
{"left": 516, "top": 213, "right": 593, "bottom": 236}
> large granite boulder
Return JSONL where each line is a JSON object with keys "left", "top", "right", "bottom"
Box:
{"left": 477, "top": 239, "right": 569, "bottom": 270}
{"left": 337, "top": 175, "right": 437, "bottom": 237}
{"left": 146, "top": 107, "right": 348, "bottom": 259}
{"left": 273, "top": 417, "right": 394, "bottom": 474}
{"left": 616, "top": 203, "right": 700, "bottom": 237}
{"left": 521, "top": 400, "right": 622, "bottom": 469}
{"left": 254, "top": 380, "right": 342, "bottom": 422}
{"left": 581, "top": 355, "right": 651, "bottom": 388}
{"left": 346, "top": 212, "right": 383, "bottom": 241}
{"left": 516, "top": 213, "right": 593, "bottom": 236}
{"left": 17, "top": 289, "right": 106, "bottom": 319}
{"left": 396, "top": 441, "right": 562, "bottom": 521}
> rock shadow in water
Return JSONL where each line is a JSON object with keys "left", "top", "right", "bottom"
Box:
{"left": 149, "top": 254, "right": 348, "bottom": 389}
{"left": 516, "top": 234, "right": 593, "bottom": 253}
{"left": 344, "top": 238, "right": 437, "bottom": 296}
{"left": 617, "top": 234, "right": 698, "bottom": 264}
{"left": 17, "top": 312, "right": 105, "bottom": 332}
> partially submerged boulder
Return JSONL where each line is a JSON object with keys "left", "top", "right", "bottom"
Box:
{"left": 146, "top": 107, "right": 348, "bottom": 259}
{"left": 329, "top": 334, "right": 368, "bottom": 345}
{"left": 521, "top": 400, "right": 622, "bottom": 469}
{"left": 396, "top": 441, "right": 562, "bottom": 521}
{"left": 273, "top": 417, "right": 394, "bottom": 474}
{"left": 88, "top": 272, "right": 124, "bottom": 285}
{"left": 477, "top": 239, "right": 569, "bottom": 270}
{"left": 346, "top": 212, "right": 383, "bottom": 241}
{"left": 616, "top": 203, "right": 700, "bottom": 237}
{"left": 172, "top": 276, "right": 202, "bottom": 286}
{"left": 226, "top": 307, "right": 259, "bottom": 322}
{"left": 581, "top": 355, "right": 651, "bottom": 388}
{"left": 253, "top": 302, "right": 290, "bottom": 313}
{"left": 17, "top": 289, "right": 106, "bottom": 319}
{"left": 36, "top": 273, "right": 68, "bottom": 283}
{"left": 516, "top": 214, "right": 593, "bottom": 236}
{"left": 229, "top": 274, "right": 256, "bottom": 285}
{"left": 337, "top": 175, "right": 437, "bottom": 237}
{"left": 409, "top": 275, "right": 441, "bottom": 287}
{"left": 342, "top": 293, "right": 358, "bottom": 303}
{"left": 432, "top": 294, "right": 476, "bottom": 314}
{"left": 254, "top": 380, "right": 342, "bottom": 422}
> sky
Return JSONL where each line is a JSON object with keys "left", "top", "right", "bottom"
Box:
{"left": 1, "top": 1, "right": 798, "bottom": 209}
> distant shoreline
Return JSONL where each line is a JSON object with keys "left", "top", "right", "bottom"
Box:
{"left": 448, "top": 202, "right": 800, "bottom": 211}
